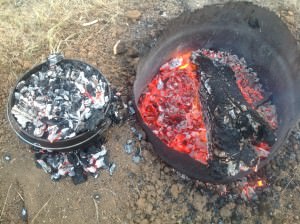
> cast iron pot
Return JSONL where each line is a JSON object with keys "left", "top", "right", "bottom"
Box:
{"left": 134, "top": 2, "right": 300, "bottom": 183}
{"left": 7, "top": 59, "right": 111, "bottom": 151}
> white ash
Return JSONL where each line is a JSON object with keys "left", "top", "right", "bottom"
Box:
{"left": 11, "top": 54, "right": 110, "bottom": 143}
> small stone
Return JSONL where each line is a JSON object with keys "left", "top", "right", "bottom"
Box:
{"left": 274, "top": 186, "right": 282, "bottom": 192}
{"left": 220, "top": 203, "right": 235, "bottom": 218}
{"left": 295, "top": 216, "right": 299, "bottom": 220}
{"left": 145, "top": 203, "right": 153, "bottom": 214}
{"left": 136, "top": 198, "right": 146, "bottom": 210}
{"left": 3, "top": 154, "right": 11, "bottom": 162}
{"left": 163, "top": 166, "right": 170, "bottom": 174}
{"left": 23, "top": 60, "right": 32, "bottom": 69}
{"left": 140, "top": 219, "right": 149, "bottom": 224}
{"left": 193, "top": 193, "right": 207, "bottom": 211}
{"left": 132, "top": 155, "right": 142, "bottom": 164}
{"left": 93, "top": 193, "right": 100, "bottom": 201}
{"left": 170, "top": 184, "right": 180, "bottom": 198}
{"left": 281, "top": 10, "right": 295, "bottom": 25}
{"left": 126, "top": 10, "right": 142, "bottom": 20}
{"left": 21, "top": 207, "right": 28, "bottom": 221}
{"left": 287, "top": 204, "right": 292, "bottom": 209}
{"left": 126, "top": 212, "right": 133, "bottom": 220}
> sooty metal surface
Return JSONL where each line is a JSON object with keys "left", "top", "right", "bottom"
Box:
{"left": 134, "top": 2, "right": 300, "bottom": 183}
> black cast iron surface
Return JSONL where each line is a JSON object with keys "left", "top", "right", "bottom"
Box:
{"left": 7, "top": 58, "right": 112, "bottom": 151}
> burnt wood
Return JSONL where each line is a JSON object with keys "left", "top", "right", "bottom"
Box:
{"left": 193, "top": 53, "right": 276, "bottom": 173}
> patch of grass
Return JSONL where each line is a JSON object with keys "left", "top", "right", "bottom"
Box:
{"left": 0, "top": 0, "right": 121, "bottom": 81}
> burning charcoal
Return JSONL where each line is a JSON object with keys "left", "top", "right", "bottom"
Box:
{"left": 16, "top": 80, "right": 26, "bottom": 90}
{"left": 132, "top": 145, "right": 143, "bottom": 164}
{"left": 138, "top": 53, "right": 209, "bottom": 164}
{"left": 46, "top": 154, "right": 62, "bottom": 169}
{"left": 91, "top": 149, "right": 107, "bottom": 160}
{"left": 227, "top": 161, "right": 239, "bottom": 176}
{"left": 132, "top": 155, "right": 141, "bottom": 163}
{"left": 36, "top": 159, "right": 52, "bottom": 173}
{"left": 94, "top": 157, "right": 106, "bottom": 168}
{"left": 51, "top": 173, "right": 61, "bottom": 181}
{"left": 109, "top": 92, "right": 127, "bottom": 124}
{"left": 86, "top": 145, "right": 99, "bottom": 154}
{"left": 58, "top": 164, "right": 74, "bottom": 176}
{"left": 72, "top": 166, "right": 87, "bottom": 185}
{"left": 85, "top": 166, "right": 97, "bottom": 173}
{"left": 67, "top": 153, "right": 79, "bottom": 166}
{"left": 124, "top": 139, "right": 135, "bottom": 154}
{"left": 68, "top": 169, "right": 76, "bottom": 177}
{"left": 11, "top": 105, "right": 33, "bottom": 128}
{"left": 128, "top": 101, "right": 136, "bottom": 115}
{"left": 109, "top": 163, "right": 116, "bottom": 176}
{"left": 138, "top": 48, "right": 279, "bottom": 181}
{"left": 130, "top": 127, "right": 137, "bottom": 134}
{"left": 128, "top": 106, "right": 136, "bottom": 115}
{"left": 34, "top": 151, "right": 48, "bottom": 161}
{"left": 32, "top": 141, "right": 115, "bottom": 183}
{"left": 130, "top": 127, "right": 144, "bottom": 141}
{"left": 11, "top": 54, "right": 111, "bottom": 144}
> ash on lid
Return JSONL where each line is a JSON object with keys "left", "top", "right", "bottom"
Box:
{"left": 11, "top": 53, "right": 110, "bottom": 143}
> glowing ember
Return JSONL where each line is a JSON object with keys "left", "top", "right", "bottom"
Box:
{"left": 138, "top": 49, "right": 278, "bottom": 169}
{"left": 138, "top": 53, "right": 208, "bottom": 164}
{"left": 240, "top": 178, "right": 265, "bottom": 200}
{"left": 254, "top": 142, "right": 271, "bottom": 158}
{"left": 257, "top": 180, "right": 264, "bottom": 187}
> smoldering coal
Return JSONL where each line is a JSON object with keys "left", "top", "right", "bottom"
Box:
{"left": 11, "top": 53, "right": 110, "bottom": 143}
{"left": 34, "top": 144, "right": 113, "bottom": 185}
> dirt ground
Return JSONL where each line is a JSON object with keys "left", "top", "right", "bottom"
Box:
{"left": 0, "top": 0, "right": 300, "bottom": 223}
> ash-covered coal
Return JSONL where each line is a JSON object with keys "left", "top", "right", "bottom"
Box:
{"left": 11, "top": 53, "right": 110, "bottom": 143}
{"left": 28, "top": 89, "right": 126, "bottom": 184}
{"left": 33, "top": 139, "right": 116, "bottom": 185}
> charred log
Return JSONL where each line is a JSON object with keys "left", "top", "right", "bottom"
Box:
{"left": 192, "top": 52, "right": 276, "bottom": 170}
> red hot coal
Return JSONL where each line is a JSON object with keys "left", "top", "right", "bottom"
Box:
{"left": 138, "top": 49, "right": 278, "bottom": 176}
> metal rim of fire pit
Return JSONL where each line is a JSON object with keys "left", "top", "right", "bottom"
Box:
{"left": 134, "top": 2, "right": 300, "bottom": 183}
{"left": 7, "top": 59, "right": 112, "bottom": 151}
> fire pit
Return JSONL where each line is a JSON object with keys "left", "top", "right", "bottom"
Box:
{"left": 7, "top": 53, "right": 112, "bottom": 151}
{"left": 134, "top": 2, "right": 300, "bottom": 183}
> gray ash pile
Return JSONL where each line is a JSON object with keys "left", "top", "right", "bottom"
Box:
{"left": 11, "top": 53, "right": 110, "bottom": 143}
